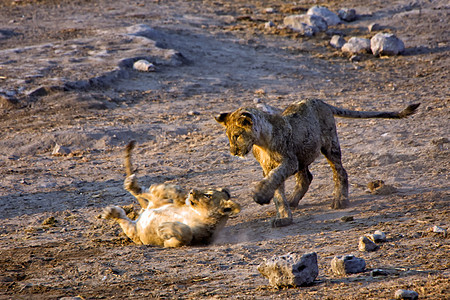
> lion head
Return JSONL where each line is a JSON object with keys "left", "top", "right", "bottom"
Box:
{"left": 215, "top": 109, "right": 257, "bottom": 158}
{"left": 186, "top": 188, "right": 240, "bottom": 217}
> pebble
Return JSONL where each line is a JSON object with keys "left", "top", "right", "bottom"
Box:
{"left": 368, "top": 23, "right": 382, "bottom": 32}
{"left": 431, "top": 225, "right": 447, "bottom": 237}
{"left": 368, "top": 230, "right": 387, "bottom": 243}
{"left": 52, "top": 144, "right": 72, "bottom": 156}
{"left": 331, "top": 255, "right": 366, "bottom": 275}
{"left": 394, "top": 289, "right": 419, "bottom": 300}
{"left": 338, "top": 8, "right": 357, "bottom": 22}
{"left": 307, "top": 6, "right": 341, "bottom": 26}
{"left": 358, "top": 236, "right": 379, "bottom": 252}
{"left": 264, "top": 21, "right": 275, "bottom": 29}
{"left": 371, "top": 32, "right": 405, "bottom": 56}
{"left": 341, "top": 37, "right": 371, "bottom": 54}
{"left": 133, "top": 59, "right": 156, "bottom": 72}
{"left": 257, "top": 252, "right": 318, "bottom": 287}
{"left": 330, "top": 35, "right": 346, "bottom": 49}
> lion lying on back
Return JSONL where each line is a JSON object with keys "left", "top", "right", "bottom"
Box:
{"left": 102, "top": 141, "right": 240, "bottom": 247}
{"left": 216, "top": 99, "right": 419, "bottom": 227}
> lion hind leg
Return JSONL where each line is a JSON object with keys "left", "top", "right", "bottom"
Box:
{"left": 321, "top": 143, "right": 349, "bottom": 209}
{"left": 288, "top": 167, "right": 313, "bottom": 208}
{"left": 157, "top": 221, "right": 193, "bottom": 247}
{"left": 102, "top": 206, "right": 142, "bottom": 244}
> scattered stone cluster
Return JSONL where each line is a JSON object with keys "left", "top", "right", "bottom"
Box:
{"left": 277, "top": 5, "right": 405, "bottom": 59}
{"left": 257, "top": 229, "right": 422, "bottom": 298}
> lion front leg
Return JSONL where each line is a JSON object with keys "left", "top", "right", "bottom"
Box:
{"left": 157, "top": 221, "right": 193, "bottom": 248}
{"left": 102, "top": 206, "right": 142, "bottom": 244}
{"left": 253, "top": 158, "right": 298, "bottom": 206}
{"left": 271, "top": 183, "right": 293, "bottom": 227}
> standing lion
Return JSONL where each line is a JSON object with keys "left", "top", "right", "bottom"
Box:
{"left": 216, "top": 99, "right": 419, "bottom": 227}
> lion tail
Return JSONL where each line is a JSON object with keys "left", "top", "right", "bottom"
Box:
{"left": 125, "top": 140, "right": 136, "bottom": 177}
{"left": 328, "top": 103, "right": 420, "bottom": 119}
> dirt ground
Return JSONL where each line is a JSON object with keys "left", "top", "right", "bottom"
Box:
{"left": 0, "top": 0, "right": 449, "bottom": 299}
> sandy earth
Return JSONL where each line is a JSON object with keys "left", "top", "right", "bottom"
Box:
{"left": 0, "top": 0, "right": 449, "bottom": 299}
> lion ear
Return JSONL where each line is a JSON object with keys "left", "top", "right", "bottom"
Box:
{"left": 215, "top": 112, "right": 230, "bottom": 126}
{"left": 237, "top": 112, "right": 253, "bottom": 127}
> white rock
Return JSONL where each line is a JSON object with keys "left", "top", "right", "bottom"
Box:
{"left": 331, "top": 255, "right": 366, "bottom": 275}
{"left": 284, "top": 14, "right": 327, "bottom": 34}
{"left": 307, "top": 6, "right": 341, "bottom": 26}
{"left": 359, "top": 236, "right": 379, "bottom": 252}
{"left": 330, "top": 35, "right": 346, "bottom": 49}
{"left": 338, "top": 8, "right": 357, "bottom": 22}
{"left": 371, "top": 32, "right": 405, "bottom": 56}
{"left": 133, "top": 59, "right": 156, "bottom": 72}
{"left": 52, "top": 144, "right": 71, "bottom": 156}
{"left": 341, "top": 37, "right": 371, "bottom": 54}
{"left": 258, "top": 252, "right": 318, "bottom": 287}
{"left": 394, "top": 289, "right": 419, "bottom": 300}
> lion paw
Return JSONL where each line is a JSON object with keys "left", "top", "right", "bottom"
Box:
{"left": 271, "top": 217, "right": 293, "bottom": 228}
{"left": 331, "top": 197, "right": 349, "bottom": 209}
{"left": 102, "top": 206, "right": 126, "bottom": 220}
{"left": 253, "top": 181, "right": 275, "bottom": 205}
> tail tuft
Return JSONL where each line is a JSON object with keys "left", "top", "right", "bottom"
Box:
{"left": 398, "top": 103, "right": 420, "bottom": 118}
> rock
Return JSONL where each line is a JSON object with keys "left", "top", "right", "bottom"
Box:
{"left": 42, "top": 216, "right": 58, "bottom": 226}
{"left": 394, "top": 289, "right": 419, "bottom": 300}
{"left": 340, "top": 215, "right": 354, "bottom": 222}
{"left": 341, "top": 37, "right": 371, "bottom": 54}
{"left": 265, "top": 21, "right": 275, "bottom": 29}
{"left": 338, "top": 8, "right": 357, "bottom": 22}
{"left": 307, "top": 6, "right": 341, "bottom": 26}
{"left": 370, "top": 268, "right": 389, "bottom": 277}
{"left": 52, "top": 144, "right": 72, "bottom": 156}
{"left": 330, "top": 35, "right": 346, "bottom": 49}
{"left": 257, "top": 252, "right": 318, "bottom": 287}
{"left": 368, "top": 230, "right": 387, "bottom": 243}
{"left": 349, "top": 55, "right": 361, "bottom": 62}
{"left": 264, "top": 8, "right": 276, "bottom": 14}
{"left": 359, "top": 236, "right": 379, "bottom": 252}
{"left": 371, "top": 32, "right": 405, "bottom": 56}
{"left": 368, "top": 23, "right": 382, "bottom": 32}
{"left": 284, "top": 14, "right": 327, "bottom": 34}
{"left": 367, "top": 180, "right": 397, "bottom": 195}
{"left": 188, "top": 110, "right": 200, "bottom": 116}
{"left": 331, "top": 255, "right": 366, "bottom": 275}
{"left": 0, "top": 94, "right": 19, "bottom": 109}
{"left": 133, "top": 59, "right": 156, "bottom": 72}
{"left": 431, "top": 225, "right": 447, "bottom": 237}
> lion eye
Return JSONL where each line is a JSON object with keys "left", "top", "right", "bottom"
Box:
{"left": 204, "top": 193, "right": 212, "bottom": 199}
{"left": 233, "top": 134, "right": 240, "bottom": 141}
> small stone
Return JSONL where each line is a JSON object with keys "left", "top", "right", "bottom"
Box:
{"left": 367, "top": 180, "right": 397, "bottom": 195}
{"left": 431, "top": 225, "right": 447, "bottom": 237}
{"left": 307, "top": 6, "right": 341, "bottom": 26}
{"left": 188, "top": 110, "right": 200, "bottom": 116}
{"left": 133, "top": 59, "right": 156, "bottom": 72}
{"left": 0, "top": 94, "right": 19, "bottom": 109}
{"left": 42, "top": 216, "right": 58, "bottom": 226}
{"left": 330, "top": 35, "right": 346, "bottom": 49}
{"left": 52, "top": 144, "right": 72, "bottom": 156}
{"left": 368, "top": 23, "right": 382, "bottom": 32}
{"left": 394, "top": 289, "right": 419, "bottom": 300}
{"left": 264, "top": 8, "right": 276, "bottom": 14}
{"left": 341, "top": 37, "right": 371, "bottom": 54}
{"left": 369, "top": 230, "right": 387, "bottom": 243}
{"left": 371, "top": 32, "right": 405, "bottom": 56}
{"left": 331, "top": 255, "right": 366, "bottom": 275}
{"left": 370, "top": 268, "right": 389, "bottom": 277}
{"left": 257, "top": 252, "right": 318, "bottom": 287}
{"left": 349, "top": 55, "right": 361, "bottom": 62}
{"left": 265, "top": 21, "right": 275, "bottom": 29}
{"left": 359, "top": 236, "right": 379, "bottom": 252}
{"left": 338, "top": 8, "right": 357, "bottom": 22}
{"left": 340, "top": 215, "right": 354, "bottom": 222}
